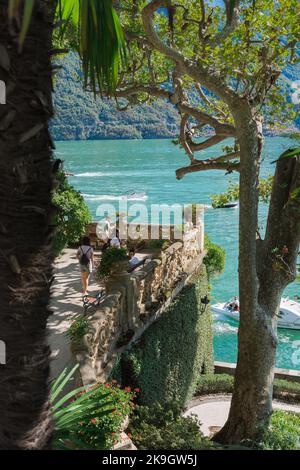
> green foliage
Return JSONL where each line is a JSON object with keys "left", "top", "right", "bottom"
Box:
{"left": 211, "top": 182, "right": 239, "bottom": 209}
{"left": 66, "top": 315, "right": 89, "bottom": 342}
{"left": 73, "top": 382, "right": 135, "bottom": 450}
{"left": 195, "top": 373, "right": 300, "bottom": 405}
{"left": 204, "top": 234, "right": 226, "bottom": 279}
{"left": 129, "top": 401, "right": 213, "bottom": 450}
{"left": 211, "top": 176, "right": 274, "bottom": 208}
{"left": 195, "top": 374, "right": 234, "bottom": 396}
{"left": 110, "top": 265, "right": 214, "bottom": 407}
{"left": 53, "top": 172, "right": 91, "bottom": 256}
{"left": 259, "top": 176, "right": 274, "bottom": 203}
{"left": 51, "top": 367, "right": 135, "bottom": 450}
{"left": 148, "top": 239, "right": 170, "bottom": 250}
{"left": 115, "top": 0, "right": 300, "bottom": 134}
{"left": 257, "top": 411, "right": 300, "bottom": 450}
{"left": 51, "top": 365, "right": 113, "bottom": 450}
{"left": 97, "top": 247, "right": 128, "bottom": 279}
{"left": 8, "top": 0, "right": 124, "bottom": 94}
{"left": 273, "top": 379, "right": 300, "bottom": 404}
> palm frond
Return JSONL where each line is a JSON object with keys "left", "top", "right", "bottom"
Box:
{"left": 7, "top": 0, "right": 125, "bottom": 93}
{"left": 51, "top": 366, "right": 115, "bottom": 450}
{"left": 8, "top": 0, "right": 34, "bottom": 51}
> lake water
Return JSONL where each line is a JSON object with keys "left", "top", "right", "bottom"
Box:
{"left": 56, "top": 137, "right": 300, "bottom": 371}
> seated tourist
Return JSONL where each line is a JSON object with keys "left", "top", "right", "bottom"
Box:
{"left": 129, "top": 249, "right": 140, "bottom": 267}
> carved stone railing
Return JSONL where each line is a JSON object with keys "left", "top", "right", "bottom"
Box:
{"left": 74, "top": 225, "right": 205, "bottom": 385}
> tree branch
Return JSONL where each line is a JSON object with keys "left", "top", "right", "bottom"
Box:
{"left": 141, "top": 0, "right": 239, "bottom": 106}
{"left": 176, "top": 159, "right": 240, "bottom": 180}
{"left": 188, "top": 134, "right": 227, "bottom": 151}
{"left": 178, "top": 102, "right": 236, "bottom": 136}
{"left": 114, "top": 85, "right": 171, "bottom": 100}
{"left": 211, "top": 0, "right": 241, "bottom": 47}
{"left": 179, "top": 114, "right": 195, "bottom": 163}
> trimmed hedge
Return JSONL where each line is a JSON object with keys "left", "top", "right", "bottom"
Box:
{"left": 195, "top": 373, "right": 300, "bottom": 404}
{"left": 111, "top": 265, "right": 214, "bottom": 407}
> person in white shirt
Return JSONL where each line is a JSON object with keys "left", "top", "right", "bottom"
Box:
{"left": 110, "top": 229, "right": 121, "bottom": 249}
{"left": 76, "top": 236, "right": 94, "bottom": 295}
{"left": 129, "top": 249, "right": 140, "bottom": 267}
{"left": 110, "top": 236, "right": 121, "bottom": 248}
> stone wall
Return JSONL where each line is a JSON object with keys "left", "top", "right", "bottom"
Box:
{"left": 75, "top": 225, "right": 205, "bottom": 386}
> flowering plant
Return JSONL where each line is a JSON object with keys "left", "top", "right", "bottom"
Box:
{"left": 74, "top": 381, "right": 135, "bottom": 449}
{"left": 52, "top": 366, "right": 136, "bottom": 450}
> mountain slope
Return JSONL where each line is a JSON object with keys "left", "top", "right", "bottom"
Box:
{"left": 50, "top": 52, "right": 299, "bottom": 141}
{"left": 50, "top": 53, "right": 179, "bottom": 141}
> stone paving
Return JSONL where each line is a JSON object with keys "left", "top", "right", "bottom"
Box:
{"left": 47, "top": 249, "right": 99, "bottom": 382}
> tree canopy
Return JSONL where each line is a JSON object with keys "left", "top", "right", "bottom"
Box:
{"left": 113, "top": 0, "right": 300, "bottom": 177}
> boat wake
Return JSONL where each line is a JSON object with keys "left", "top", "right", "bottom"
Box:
{"left": 213, "top": 322, "right": 238, "bottom": 334}
{"left": 83, "top": 193, "right": 148, "bottom": 201}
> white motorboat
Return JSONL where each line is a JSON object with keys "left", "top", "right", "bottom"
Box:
{"left": 212, "top": 297, "right": 300, "bottom": 330}
{"left": 121, "top": 192, "right": 148, "bottom": 201}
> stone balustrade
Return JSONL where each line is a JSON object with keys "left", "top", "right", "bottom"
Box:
{"left": 74, "top": 224, "right": 206, "bottom": 386}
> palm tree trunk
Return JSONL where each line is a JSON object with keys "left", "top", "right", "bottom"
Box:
{"left": 0, "top": 0, "right": 56, "bottom": 449}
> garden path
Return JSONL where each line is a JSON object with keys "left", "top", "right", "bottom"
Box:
{"left": 185, "top": 395, "right": 300, "bottom": 437}
{"left": 47, "top": 249, "right": 99, "bottom": 383}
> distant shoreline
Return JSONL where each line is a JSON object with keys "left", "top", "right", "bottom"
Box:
{"left": 52, "top": 132, "right": 298, "bottom": 143}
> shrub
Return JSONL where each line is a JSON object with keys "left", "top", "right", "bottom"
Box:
{"left": 66, "top": 315, "right": 89, "bottom": 342}
{"left": 110, "top": 265, "right": 214, "bottom": 407}
{"left": 97, "top": 247, "right": 129, "bottom": 279}
{"left": 148, "top": 239, "right": 170, "bottom": 250}
{"left": 256, "top": 411, "right": 300, "bottom": 450}
{"left": 52, "top": 367, "right": 135, "bottom": 450}
{"left": 195, "top": 373, "right": 300, "bottom": 404}
{"left": 129, "top": 401, "right": 213, "bottom": 450}
{"left": 74, "top": 383, "right": 135, "bottom": 449}
{"left": 195, "top": 374, "right": 234, "bottom": 396}
{"left": 273, "top": 379, "right": 300, "bottom": 404}
{"left": 210, "top": 182, "right": 239, "bottom": 209}
{"left": 53, "top": 172, "right": 91, "bottom": 256}
{"left": 204, "top": 234, "right": 225, "bottom": 278}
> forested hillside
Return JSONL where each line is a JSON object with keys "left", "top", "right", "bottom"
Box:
{"left": 50, "top": 53, "right": 299, "bottom": 141}
{"left": 50, "top": 53, "right": 179, "bottom": 140}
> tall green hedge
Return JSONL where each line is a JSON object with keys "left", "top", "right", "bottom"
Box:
{"left": 111, "top": 265, "right": 214, "bottom": 407}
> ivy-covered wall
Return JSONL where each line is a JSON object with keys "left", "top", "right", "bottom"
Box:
{"left": 111, "top": 265, "right": 214, "bottom": 408}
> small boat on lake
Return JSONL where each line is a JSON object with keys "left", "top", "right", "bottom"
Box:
{"left": 212, "top": 298, "right": 300, "bottom": 330}
{"left": 215, "top": 202, "right": 238, "bottom": 209}
{"left": 122, "top": 192, "right": 148, "bottom": 201}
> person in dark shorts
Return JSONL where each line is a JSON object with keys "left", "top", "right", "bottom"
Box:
{"left": 77, "top": 236, "right": 94, "bottom": 295}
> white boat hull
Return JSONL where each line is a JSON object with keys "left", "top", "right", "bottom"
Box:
{"left": 212, "top": 299, "right": 300, "bottom": 331}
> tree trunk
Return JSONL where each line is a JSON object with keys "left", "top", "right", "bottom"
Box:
{"left": 215, "top": 104, "right": 300, "bottom": 444}
{"left": 0, "top": 0, "right": 56, "bottom": 449}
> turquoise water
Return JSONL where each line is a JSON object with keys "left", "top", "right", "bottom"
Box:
{"left": 56, "top": 137, "right": 300, "bottom": 370}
